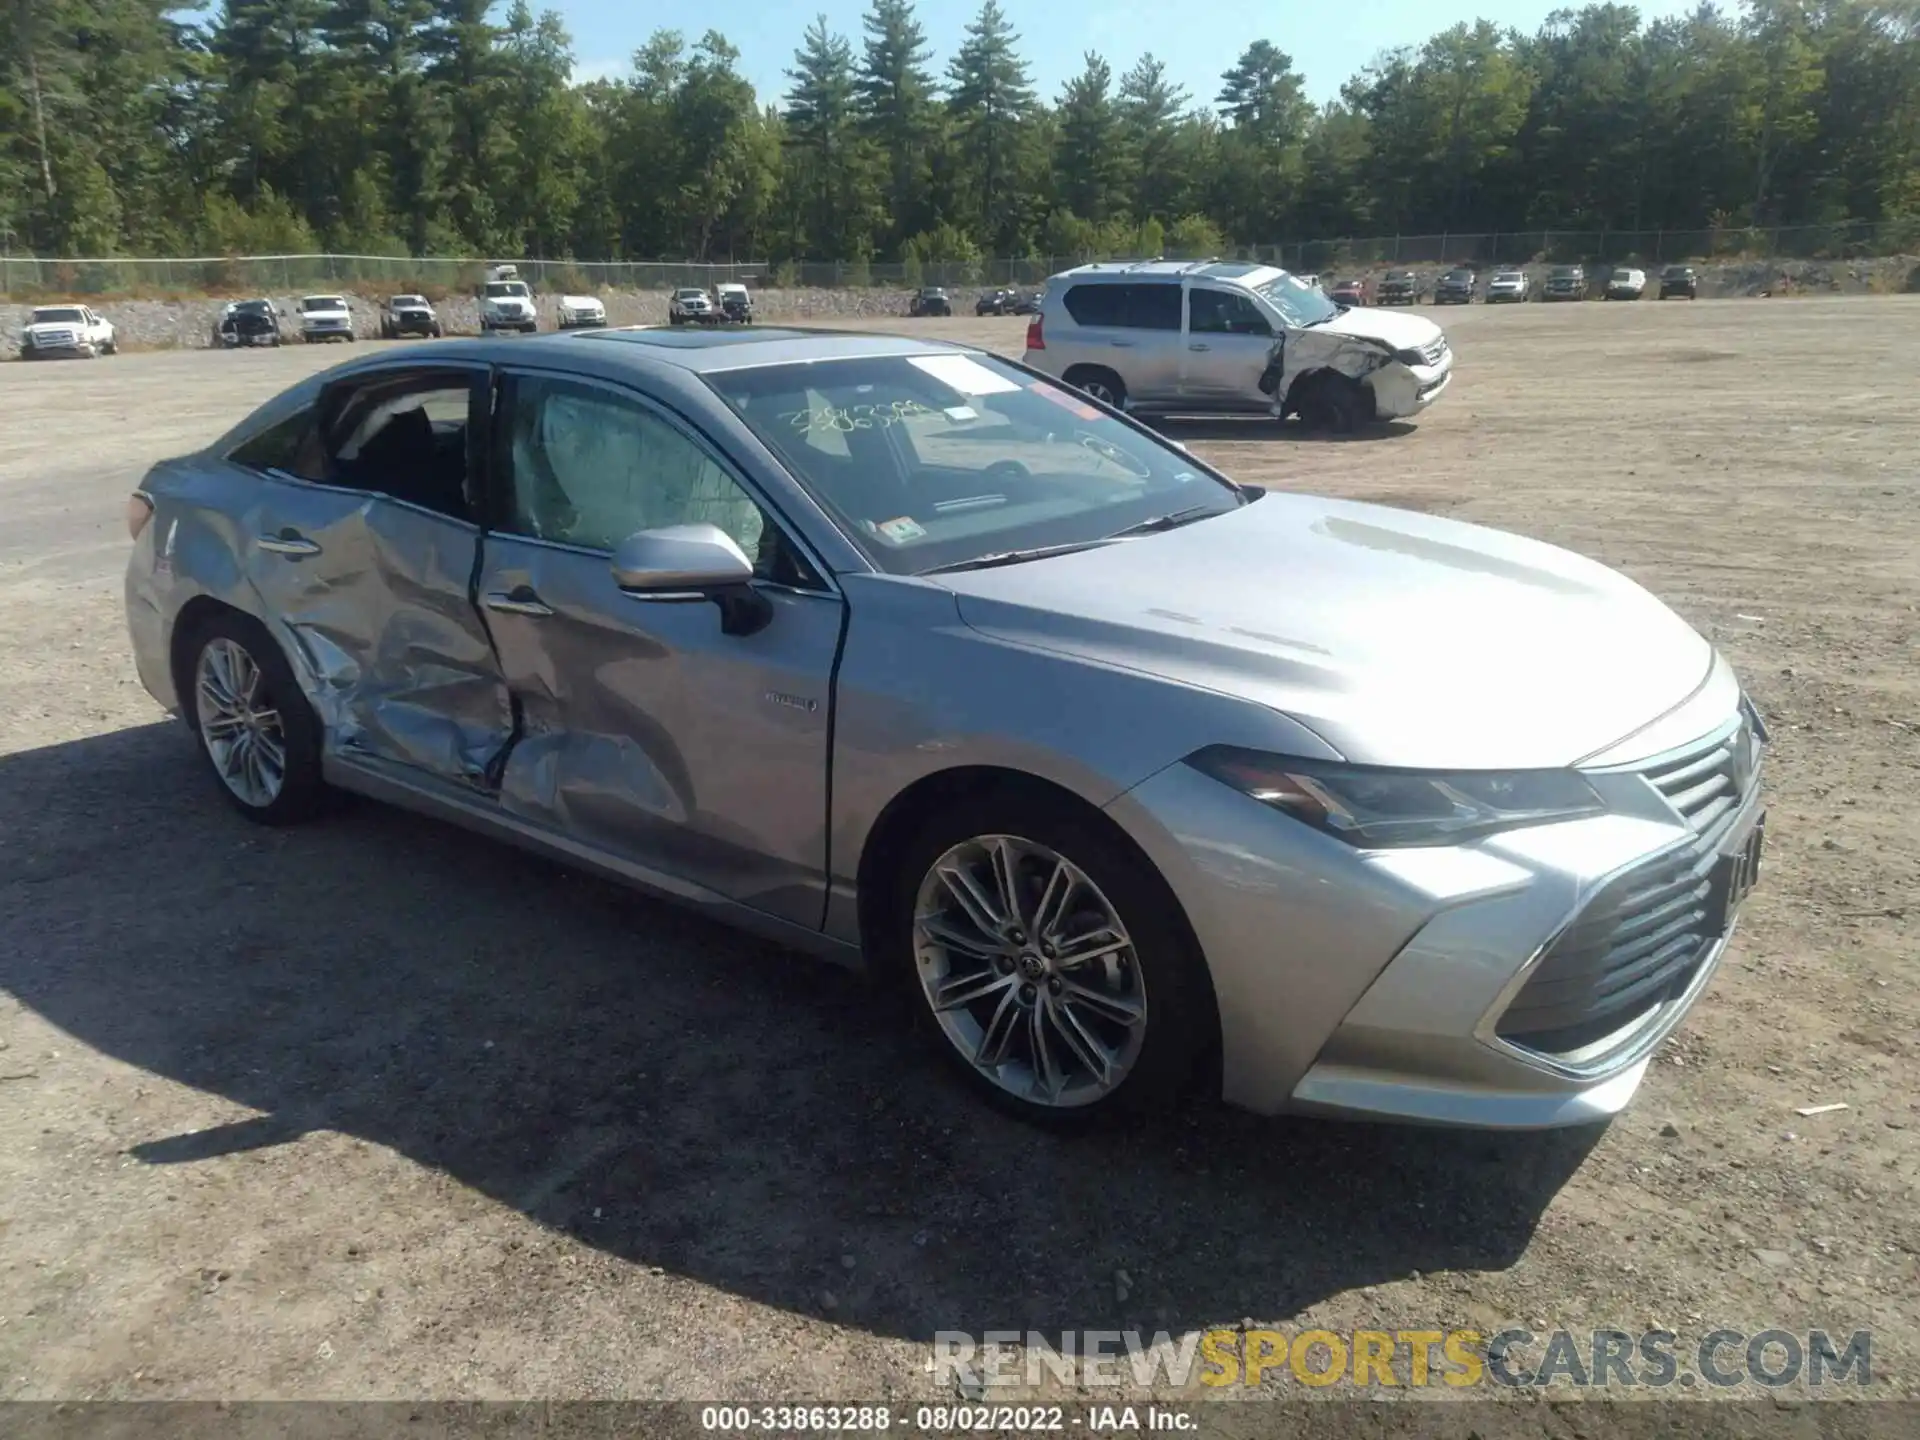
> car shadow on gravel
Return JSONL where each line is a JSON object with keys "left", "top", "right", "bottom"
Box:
{"left": 1152, "top": 417, "right": 1419, "bottom": 444}
{"left": 0, "top": 721, "right": 1599, "bottom": 1343}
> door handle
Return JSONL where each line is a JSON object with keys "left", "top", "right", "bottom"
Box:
{"left": 484, "top": 589, "right": 554, "bottom": 618}
{"left": 1188, "top": 343, "right": 1211, "bottom": 352}
{"left": 1109, "top": 339, "right": 1135, "bottom": 347}
{"left": 256, "top": 532, "right": 321, "bottom": 556}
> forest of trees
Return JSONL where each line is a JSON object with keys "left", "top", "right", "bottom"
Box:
{"left": 3, "top": 0, "right": 1918, "bottom": 263}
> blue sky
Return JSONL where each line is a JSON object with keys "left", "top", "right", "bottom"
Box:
{"left": 559, "top": 0, "right": 1701, "bottom": 107}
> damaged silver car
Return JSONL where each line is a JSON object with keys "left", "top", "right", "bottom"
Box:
{"left": 1023, "top": 260, "right": 1452, "bottom": 433}
{"left": 125, "top": 328, "right": 1766, "bottom": 1129}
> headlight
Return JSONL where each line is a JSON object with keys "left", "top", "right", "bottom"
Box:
{"left": 1187, "top": 747, "right": 1606, "bottom": 847}
{"left": 1394, "top": 347, "right": 1430, "bottom": 366}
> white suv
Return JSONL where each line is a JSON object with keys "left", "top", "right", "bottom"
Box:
{"left": 1023, "top": 260, "right": 1453, "bottom": 432}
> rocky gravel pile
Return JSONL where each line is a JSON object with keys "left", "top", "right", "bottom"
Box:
{"left": 1, "top": 285, "right": 1010, "bottom": 357}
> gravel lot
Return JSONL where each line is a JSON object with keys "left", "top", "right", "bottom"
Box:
{"left": 1, "top": 299, "right": 1915, "bottom": 1408}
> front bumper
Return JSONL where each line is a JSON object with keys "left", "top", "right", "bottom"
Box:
{"left": 559, "top": 313, "right": 608, "bottom": 329}
{"left": 21, "top": 342, "right": 98, "bottom": 358}
{"left": 1487, "top": 288, "right": 1527, "bottom": 302}
{"left": 1365, "top": 353, "right": 1453, "bottom": 418}
{"left": 302, "top": 323, "right": 353, "bottom": 339}
{"left": 1106, "top": 672, "right": 1762, "bottom": 1128}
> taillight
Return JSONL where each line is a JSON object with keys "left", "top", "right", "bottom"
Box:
{"left": 126, "top": 493, "right": 155, "bottom": 541}
{"left": 1025, "top": 316, "right": 1044, "bottom": 350}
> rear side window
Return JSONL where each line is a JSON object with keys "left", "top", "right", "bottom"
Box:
{"left": 228, "top": 407, "right": 326, "bottom": 481}
{"left": 1060, "top": 282, "right": 1180, "bottom": 331}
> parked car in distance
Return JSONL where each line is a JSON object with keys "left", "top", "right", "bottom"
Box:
{"left": 1331, "top": 278, "right": 1368, "bottom": 306}
{"left": 1485, "top": 269, "right": 1532, "bottom": 303}
{"left": 1543, "top": 265, "right": 1588, "bottom": 301}
{"left": 669, "top": 288, "right": 716, "bottom": 326}
{"left": 1024, "top": 259, "right": 1451, "bottom": 432}
{"left": 1376, "top": 270, "right": 1420, "bottom": 305}
{"left": 976, "top": 287, "right": 1017, "bottom": 316}
{"left": 297, "top": 294, "right": 356, "bottom": 343}
{"left": 555, "top": 293, "right": 608, "bottom": 330}
{"left": 20, "top": 303, "right": 118, "bottom": 359}
{"left": 1009, "top": 289, "right": 1044, "bottom": 315}
{"left": 1434, "top": 267, "right": 1477, "bottom": 304}
{"left": 715, "top": 283, "right": 754, "bottom": 323}
{"left": 1660, "top": 264, "right": 1700, "bottom": 300}
{"left": 123, "top": 327, "right": 1766, "bottom": 1130}
{"left": 214, "top": 299, "right": 283, "bottom": 348}
{"left": 380, "top": 295, "right": 443, "bottom": 339}
{"left": 909, "top": 287, "right": 953, "bottom": 317}
{"left": 1606, "top": 267, "right": 1648, "bottom": 300}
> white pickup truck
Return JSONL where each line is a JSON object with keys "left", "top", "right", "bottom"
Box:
{"left": 478, "top": 265, "right": 539, "bottom": 334}
{"left": 19, "top": 304, "right": 118, "bottom": 359}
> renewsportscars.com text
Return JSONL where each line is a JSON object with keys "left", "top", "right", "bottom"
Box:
{"left": 932, "top": 1327, "right": 1872, "bottom": 1390}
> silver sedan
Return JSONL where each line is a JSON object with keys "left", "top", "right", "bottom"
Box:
{"left": 123, "top": 328, "right": 1767, "bottom": 1127}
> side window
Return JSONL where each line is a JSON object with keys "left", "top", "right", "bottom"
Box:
{"left": 1061, "top": 284, "right": 1126, "bottom": 328}
{"left": 1189, "top": 288, "right": 1272, "bottom": 336}
{"left": 502, "top": 374, "right": 768, "bottom": 566}
{"left": 228, "top": 406, "right": 327, "bottom": 482}
{"left": 1125, "top": 282, "right": 1182, "bottom": 331}
{"left": 322, "top": 371, "right": 476, "bottom": 520}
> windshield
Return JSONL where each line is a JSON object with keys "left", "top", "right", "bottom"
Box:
{"left": 677, "top": 289, "right": 706, "bottom": 300}
{"left": 1444, "top": 270, "right": 1472, "bottom": 282}
{"left": 706, "top": 352, "right": 1242, "bottom": 576}
{"left": 302, "top": 296, "right": 346, "bottom": 312}
{"left": 392, "top": 295, "right": 427, "bottom": 306}
{"left": 1664, "top": 266, "right": 1690, "bottom": 278}
{"left": 1254, "top": 272, "right": 1337, "bottom": 327}
{"left": 485, "top": 282, "right": 530, "bottom": 298}
{"left": 31, "top": 307, "right": 86, "bottom": 323}
{"left": 235, "top": 300, "right": 273, "bottom": 314}
{"left": 1493, "top": 271, "right": 1523, "bottom": 281}
{"left": 1550, "top": 267, "right": 1580, "bottom": 279}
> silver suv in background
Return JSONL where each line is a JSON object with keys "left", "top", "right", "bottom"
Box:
{"left": 1023, "top": 260, "right": 1453, "bottom": 432}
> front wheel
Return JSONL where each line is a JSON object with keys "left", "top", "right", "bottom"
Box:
{"left": 1293, "top": 371, "right": 1373, "bottom": 434}
{"left": 892, "top": 791, "right": 1213, "bottom": 1124}
{"left": 185, "top": 613, "right": 327, "bottom": 826}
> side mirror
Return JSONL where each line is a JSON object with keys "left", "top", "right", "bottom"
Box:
{"left": 609, "top": 523, "right": 770, "bottom": 636}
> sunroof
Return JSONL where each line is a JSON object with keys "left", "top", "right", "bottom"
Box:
{"left": 577, "top": 326, "right": 815, "bottom": 348}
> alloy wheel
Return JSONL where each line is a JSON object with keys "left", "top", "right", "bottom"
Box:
{"left": 194, "top": 637, "right": 287, "bottom": 808}
{"left": 912, "top": 834, "right": 1147, "bottom": 1108}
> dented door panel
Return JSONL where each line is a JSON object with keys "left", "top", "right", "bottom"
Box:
{"left": 240, "top": 473, "right": 512, "bottom": 784}
{"left": 477, "top": 534, "right": 844, "bottom": 927}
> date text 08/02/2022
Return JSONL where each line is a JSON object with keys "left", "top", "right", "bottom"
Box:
{"left": 700, "top": 1404, "right": 1197, "bottom": 1432}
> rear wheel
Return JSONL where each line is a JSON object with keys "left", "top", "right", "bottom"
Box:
{"left": 1063, "top": 365, "right": 1127, "bottom": 411}
{"left": 891, "top": 791, "right": 1212, "bottom": 1125}
{"left": 184, "top": 612, "right": 327, "bottom": 826}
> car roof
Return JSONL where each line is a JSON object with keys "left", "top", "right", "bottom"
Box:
{"left": 1050, "top": 259, "right": 1288, "bottom": 287}
{"left": 320, "top": 325, "right": 989, "bottom": 378}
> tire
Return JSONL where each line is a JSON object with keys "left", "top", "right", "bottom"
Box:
{"left": 432, "top": 324, "right": 443, "bottom": 337}
{"left": 1062, "top": 365, "right": 1127, "bottom": 411}
{"left": 181, "top": 610, "right": 327, "bottom": 827}
{"left": 888, "top": 787, "right": 1213, "bottom": 1125}
{"left": 1293, "top": 370, "right": 1372, "bottom": 434}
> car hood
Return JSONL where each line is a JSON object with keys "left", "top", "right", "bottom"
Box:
{"left": 1313, "top": 305, "right": 1442, "bottom": 351}
{"left": 301, "top": 307, "right": 350, "bottom": 320}
{"left": 24, "top": 321, "right": 88, "bottom": 336}
{"left": 932, "top": 493, "right": 1713, "bottom": 770}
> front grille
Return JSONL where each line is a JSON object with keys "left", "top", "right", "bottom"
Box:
{"left": 1640, "top": 718, "right": 1755, "bottom": 833}
{"left": 1495, "top": 711, "right": 1763, "bottom": 1060}
{"left": 1496, "top": 836, "right": 1720, "bottom": 1056}
{"left": 34, "top": 329, "right": 78, "bottom": 346}
{"left": 1417, "top": 338, "right": 1448, "bottom": 366}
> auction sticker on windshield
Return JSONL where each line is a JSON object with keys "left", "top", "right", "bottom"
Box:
{"left": 908, "top": 354, "right": 1022, "bottom": 395}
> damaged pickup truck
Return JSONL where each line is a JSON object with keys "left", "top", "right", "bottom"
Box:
{"left": 1024, "top": 260, "right": 1451, "bottom": 433}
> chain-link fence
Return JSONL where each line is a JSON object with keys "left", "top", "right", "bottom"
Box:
{"left": 5, "top": 218, "right": 1918, "bottom": 297}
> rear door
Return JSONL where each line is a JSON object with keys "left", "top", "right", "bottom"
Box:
{"left": 233, "top": 363, "right": 513, "bottom": 786}
{"left": 473, "top": 367, "right": 845, "bottom": 927}
{"left": 1181, "top": 285, "right": 1277, "bottom": 409}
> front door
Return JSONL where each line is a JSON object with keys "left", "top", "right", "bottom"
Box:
{"left": 1180, "top": 285, "right": 1278, "bottom": 409}
{"left": 232, "top": 365, "right": 513, "bottom": 786}
{"left": 475, "top": 369, "right": 845, "bottom": 927}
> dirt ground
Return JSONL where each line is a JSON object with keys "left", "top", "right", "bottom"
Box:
{"left": 0, "top": 298, "right": 1915, "bottom": 1409}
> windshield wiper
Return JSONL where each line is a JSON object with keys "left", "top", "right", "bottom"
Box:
{"left": 1105, "top": 504, "right": 1222, "bottom": 539}
{"left": 917, "top": 539, "right": 1116, "bottom": 575}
